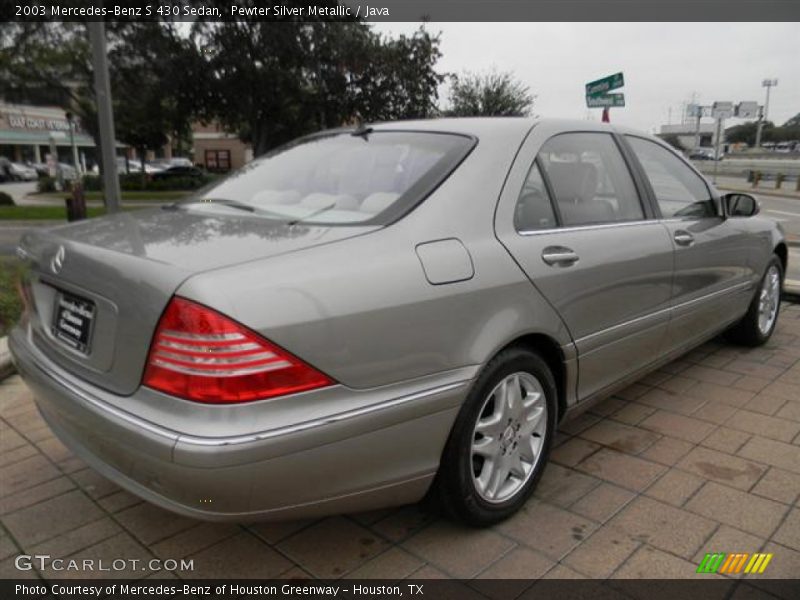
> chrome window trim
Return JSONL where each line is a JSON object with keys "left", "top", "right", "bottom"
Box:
{"left": 518, "top": 219, "right": 655, "bottom": 236}
{"left": 517, "top": 214, "right": 724, "bottom": 236}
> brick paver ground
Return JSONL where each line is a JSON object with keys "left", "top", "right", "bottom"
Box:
{"left": 1, "top": 303, "right": 799, "bottom": 589}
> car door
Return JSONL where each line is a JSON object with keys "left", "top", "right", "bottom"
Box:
{"left": 623, "top": 136, "right": 755, "bottom": 350}
{"left": 495, "top": 127, "right": 674, "bottom": 402}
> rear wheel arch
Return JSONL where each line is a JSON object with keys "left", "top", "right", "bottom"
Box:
{"left": 774, "top": 243, "right": 788, "bottom": 278}
{"left": 493, "top": 333, "right": 567, "bottom": 422}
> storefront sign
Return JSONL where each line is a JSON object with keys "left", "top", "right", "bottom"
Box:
{"left": 7, "top": 113, "right": 74, "bottom": 131}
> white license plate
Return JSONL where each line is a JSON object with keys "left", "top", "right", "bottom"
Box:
{"left": 52, "top": 291, "right": 95, "bottom": 354}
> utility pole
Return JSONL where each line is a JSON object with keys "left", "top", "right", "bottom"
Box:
{"left": 65, "top": 112, "right": 79, "bottom": 173}
{"left": 89, "top": 21, "right": 121, "bottom": 213}
{"left": 755, "top": 78, "right": 778, "bottom": 149}
{"left": 713, "top": 116, "right": 722, "bottom": 184}
{"left": 693, "top": 111, "right": 702, "bottom": 150}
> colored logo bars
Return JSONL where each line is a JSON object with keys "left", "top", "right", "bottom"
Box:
{"left": 696, "top": 552, "right": 773, "bottom": 574}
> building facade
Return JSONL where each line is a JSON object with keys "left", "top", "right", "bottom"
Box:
{"left": 659, "top": 123, "right": 720, "bottom": 150}
{"left": 191, "top": 122, "right": 253, "bottom": 172}
{"left": 0, "top": 102, "right": 96, "bottom": 168}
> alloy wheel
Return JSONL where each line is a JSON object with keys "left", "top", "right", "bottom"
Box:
{"left": 757, "top": 265, "right": 781, "bottom": 336}
{"left": 470, "top": 371, "right": 548, "bottom": 503}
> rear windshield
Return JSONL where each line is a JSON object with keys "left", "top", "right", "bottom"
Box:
{"left": 187, "top": 131, "right": 474, "bottom": 225}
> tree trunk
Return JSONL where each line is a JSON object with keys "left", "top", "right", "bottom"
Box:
{"left": 139, "top": 146, "right": 147, "bottom": 189}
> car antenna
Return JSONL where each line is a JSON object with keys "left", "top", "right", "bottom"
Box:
{"left": 351, "top": 114, "right": 373, "bottom": 138}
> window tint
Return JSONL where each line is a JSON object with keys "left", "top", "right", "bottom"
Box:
{"left": 514, "top": 161, "right": 557, "bottom": 231}
{"left": 626, "top": 136, "right": 715, "bottom": 218}
{"left": 537, "top": 133, "right": 643, "bottom": 227}
{"left": 193, "top": 132, "right": 473, "bottom": 225}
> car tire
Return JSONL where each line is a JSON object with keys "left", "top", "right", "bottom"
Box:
{"left": 434, "top": 347, "right": 557, "bottom": 526}
{"left": 727, "top": 256, "right": 783, "bottom": 347}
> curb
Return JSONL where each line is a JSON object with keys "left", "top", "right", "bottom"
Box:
{"left": 0, "top": 336, "right": 15, "bottom": 382}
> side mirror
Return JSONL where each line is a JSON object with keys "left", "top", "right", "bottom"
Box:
{"left": 723, "top": 193, "right": 760, "bottom": 218}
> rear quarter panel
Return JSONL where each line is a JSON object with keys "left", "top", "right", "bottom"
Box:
{"left": 177, "top": 129, "right": 574, "bottom": 390}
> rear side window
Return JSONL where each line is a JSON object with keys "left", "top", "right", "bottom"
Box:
{"left": 537, "top": 133, "right": 644, "bottom": 227}
{"left": 626, "top": 136, "right": 715, "bottom": 218}
{"left": 192, "top": 131, "right": 474, "bottom": 225}
{"left": 514, "top": 161, "right": 558, "bottom": 232}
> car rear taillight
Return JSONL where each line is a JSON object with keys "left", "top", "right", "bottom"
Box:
{"left": 143, "top": 297, "right": 334, "bottom": 403}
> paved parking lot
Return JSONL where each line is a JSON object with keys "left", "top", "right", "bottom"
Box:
{"left": 1, "top": 304, "right": 799, "bottom": 591}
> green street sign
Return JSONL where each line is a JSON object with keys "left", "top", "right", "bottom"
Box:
{"left": 586, "top": 72, "right": 624, "bottom": 97}
{"left": 586, "top": 93, "right": 625, "bottom": 108}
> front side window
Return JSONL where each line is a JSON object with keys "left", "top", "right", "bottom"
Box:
{"left": 537, "top": 133, "right": 644, "bottom": 227}
{"left": 188, "top": 131, "right": 473, "bottom": 225}
{"left": 626, "top": 136, "right": 715, "bottom": 218}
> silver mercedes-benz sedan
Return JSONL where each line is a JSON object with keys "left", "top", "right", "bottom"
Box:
{"left": 9, "top": 118, "right": 786, "bottom": 526}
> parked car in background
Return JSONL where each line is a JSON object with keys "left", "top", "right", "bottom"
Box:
{"left": 150, "top": 157, "right": 194, "bottom": 171}
{"left": 10, "top": 118, "right": 786, "bottom": 526}
{"left": 9, "top": 162, "right": 38, "bottom": 181}
{"left": 168, "top": 157, "right": 193, "bottom": 168}
{"left": 774, "top": 141, "right": 798, "bottom": 153}
{"left": 28, "top": 162, "right": 50, "bottom": 178}
{"left": 151, "top": 165, "right": 205, "bottom": 182}
{"left": 0, "top": 156, "right": 11, "bottom": 182}
{"left": 689, "top": 148, "right": 720, "bottom": 161}
{"left": 57, "top": 163, "right": 79, "bottom": 181}
{"left": 106, "top": 157, "right": 161, "bottom": 175}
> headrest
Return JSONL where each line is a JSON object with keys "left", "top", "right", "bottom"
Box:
{"left": 301, "top": 193, "right": 359, "bottom": 210}
{"left": 250, "top": 190, "right": 301, "bottom": 205}
{"left": 546, "top": 162, "right": 598, "bottom": 203}
{"left": 360, "top": 192, "right": 400, "bottom": 214}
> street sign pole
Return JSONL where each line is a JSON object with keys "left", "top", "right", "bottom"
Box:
{"left": 755, "top": 79, "right": 778, "bottom": 149}
{"left": 713, "top": 117, "right": 722, "bottom": 184}
{"left": 89, "top": 21, "right": 121, "bottom": 213}
{"left": 694, "top": 114, "right": 701, "bottom": 150}
{"left": 585, "top": 72, "right": 624, "bottom": 122}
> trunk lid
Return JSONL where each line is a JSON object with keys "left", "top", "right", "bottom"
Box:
{"left": 17, "top": 207, "right": 376, "bottom": 395}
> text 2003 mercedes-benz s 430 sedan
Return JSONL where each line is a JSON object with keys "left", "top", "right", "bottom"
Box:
{"left": 10, "top": 119, "right": 787, "bottom": 526}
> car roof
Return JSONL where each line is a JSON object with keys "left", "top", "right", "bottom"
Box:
{"left": 369, "top": 117, "right": 651, "bottom": 142}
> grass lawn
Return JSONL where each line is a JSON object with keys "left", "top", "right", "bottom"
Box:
{"left": 0, "top": 205, "right": 144, "bottom": 220}
{"left": 0, "top": 258, "right": 24, "bottom": 337}
{"left": 35, "top": 190, "right": 189, "bottom": 202}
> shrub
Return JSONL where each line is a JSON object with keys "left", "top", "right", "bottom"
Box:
{"left": 147, "top": 176, "right": 212, "bottom": 191}
{"left": 81, "top": 175, "right": 102, "bottom": 191}
{"left": 0, "top": 260, "right": 25, "bottom": 337}
{"left": 37, "top": 177, "right": 56, "bottom": 193}
{"left": 74, "top": 172, "right": 217, "bottom": 193}
{"left": 0, "top": 191, "right": 14, "bottom": 206}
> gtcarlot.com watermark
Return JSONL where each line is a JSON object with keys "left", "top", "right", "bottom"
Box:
{"left": 15, "top": 554, "right": 194, "bottom": 573}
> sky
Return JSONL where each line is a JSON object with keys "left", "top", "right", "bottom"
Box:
{"left": 372, "top": 22, "right": 800, "bottom": 132}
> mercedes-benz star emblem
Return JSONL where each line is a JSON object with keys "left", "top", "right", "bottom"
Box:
{"left": 50, "top": 246, "right": 66, "bottom": 274}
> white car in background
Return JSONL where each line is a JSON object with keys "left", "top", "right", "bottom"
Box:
{"left": 9, "top": 162, "right": 38, "bottom": 181}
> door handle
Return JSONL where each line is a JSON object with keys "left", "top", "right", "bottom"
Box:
{"left": 674, "top": 230, "right": 695, "bottom": 247}
{"left": 541, "top": 246, "right": 579, "bottom": 266}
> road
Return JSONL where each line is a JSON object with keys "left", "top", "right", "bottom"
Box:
{"left": 754, "top": 193, "right": 800, "bottom": 293}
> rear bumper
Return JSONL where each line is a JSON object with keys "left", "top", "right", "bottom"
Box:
{"left": 9, "top": 325, "right": 471, "bottom": 521}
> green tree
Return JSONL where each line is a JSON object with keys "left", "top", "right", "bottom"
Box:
{"left": 110, "top": 23, "right": 202, "bottom": 173}
{"left": 191, "top": 3, "right": 445, "bottom": 155}
{"left": 0, "top": 23, "right": 99, "bottom": 150}
{"left": 1, "top": 23, "right": 201, "bottom": 181}
{"left": 725, "top": 121, "right": 771, "bottom": 146}
{"left": 446, "top": 70, "right": 535, "bottom": 117}
{"left": 783, "top": 112, "right": 800, "bottom": 128}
